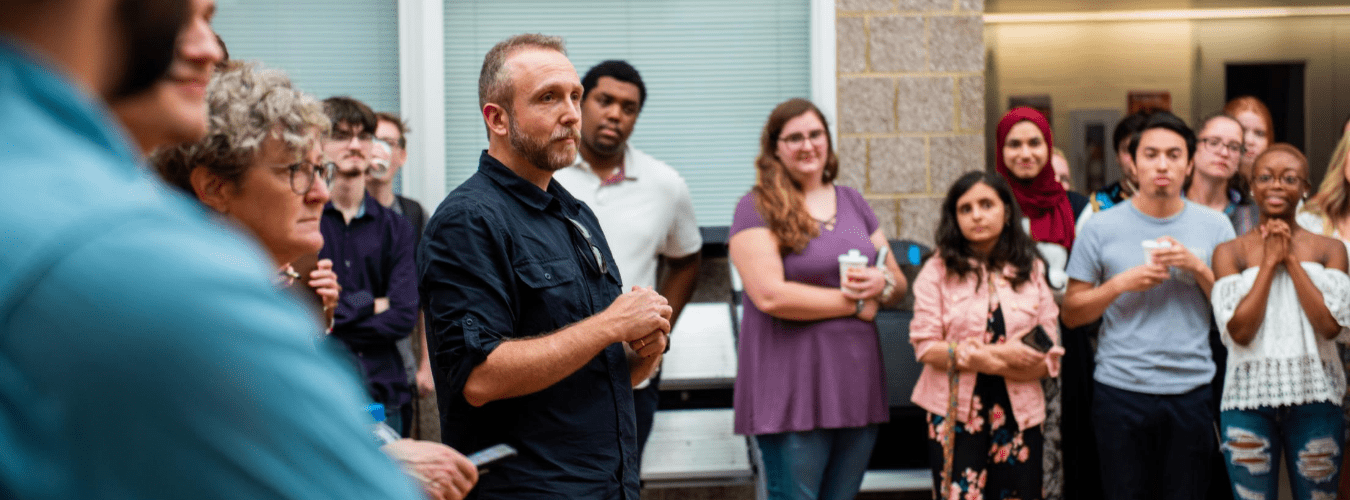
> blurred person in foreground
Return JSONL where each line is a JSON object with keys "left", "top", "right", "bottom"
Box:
{"left": 152, "top": 61, "right": 476, "bottom": 500}
{"left": 0, "top": 0, "right": 420, "bottom": 498}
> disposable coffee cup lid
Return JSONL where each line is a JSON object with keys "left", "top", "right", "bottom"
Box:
{"left": 838, "top": 249, "right": 867, "bottom": 264}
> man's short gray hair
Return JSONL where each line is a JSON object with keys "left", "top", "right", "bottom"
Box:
{"left": 478, "top": 33, "right": 566, "bottom": 115}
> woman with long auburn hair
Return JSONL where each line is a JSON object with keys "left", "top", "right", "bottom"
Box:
{"left": 729, "top": 98, "right": 906, "bottom": 500}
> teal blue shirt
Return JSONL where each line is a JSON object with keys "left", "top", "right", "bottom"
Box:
{"left": 0, "top": 40, "right": 420, "bottom": 499}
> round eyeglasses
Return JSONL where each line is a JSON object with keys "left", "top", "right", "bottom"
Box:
{"left": 287, "top": 161, "right": 336, "bottom": 195}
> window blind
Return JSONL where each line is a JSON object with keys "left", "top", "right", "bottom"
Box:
{"left": 213, "top": 0, "right": 401, "bottom": 116}
{"left": 444, "top": 1, "right": 811, "bottom": 226}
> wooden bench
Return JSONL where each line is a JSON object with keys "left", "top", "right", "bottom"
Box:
{"left": 659, "top": 302, "right": 737, "bottom": 391}
{"left": 640, "top": 408, "right": 761, "bottom": 496}
{"left": 859, "top": 468, "right": 932, "bottom": 493}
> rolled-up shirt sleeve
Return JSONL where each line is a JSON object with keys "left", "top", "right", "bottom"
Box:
{"left": 418, "top": 203, "right": 513, "bottom": 400}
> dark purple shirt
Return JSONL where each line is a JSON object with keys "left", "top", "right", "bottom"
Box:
{"left": 730, "top": 185, "right": 890, "bottom": 435}
{"left": 320, "top": 194, "right": 417, "bottom": 408}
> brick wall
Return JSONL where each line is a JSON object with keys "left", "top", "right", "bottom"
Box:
{"left": 836, "top": 0, "right": 985, "bottom": 248}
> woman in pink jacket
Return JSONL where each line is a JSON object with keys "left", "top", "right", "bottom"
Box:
{"left": 910, "top": 170, "right": 1064, "bottom": 500}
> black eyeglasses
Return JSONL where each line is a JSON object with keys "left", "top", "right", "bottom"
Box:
{"left": 566, "top": 217, "right": 608, "bottom": 276}
{"left": 286, "top": 161, "right": 336, "bottom": 195}
{"left": 779, "top": 129, "right": 827, "bottom": 148}
{"left": 1198, "top": 136, "right": 1245, "bottom": 156}
{"left": 1253, "top": 173, "right": 1304, "bottom": 187}
{"left": 329, "top": 129, "right": 373, "bottom": 144}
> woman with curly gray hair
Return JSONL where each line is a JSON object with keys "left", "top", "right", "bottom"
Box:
{"left": 154, "top": 62, "right": 333, "bottom": 279}
{"left": 152, "top": 61, "right": 479, "bottom": 500}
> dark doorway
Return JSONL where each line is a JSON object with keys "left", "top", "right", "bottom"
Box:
{"left": 1225, "top": 63, "right": 1306, "bottom": 153}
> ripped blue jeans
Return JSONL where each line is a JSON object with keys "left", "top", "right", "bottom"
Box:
{"left": 1220, "top": 402, "right": 1343, "bottom": 500}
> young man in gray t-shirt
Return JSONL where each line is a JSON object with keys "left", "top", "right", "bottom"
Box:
{"left": 1063, "top": 112, "right": 1235, "bottom": 500}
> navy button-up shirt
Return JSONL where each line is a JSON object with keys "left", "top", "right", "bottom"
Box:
{"left": 418, "top": 151, "right": 637, "bottom": 500}
{"left": 320, "top": 194, "right": 417, "bottom": 408}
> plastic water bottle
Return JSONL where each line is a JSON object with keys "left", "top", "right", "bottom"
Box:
{"left": 366, "top": 403, "right": 401, "bottom": 445}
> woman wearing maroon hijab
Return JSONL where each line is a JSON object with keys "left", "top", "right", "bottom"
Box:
{"left": 995, "top": 107, "right": 1075, "bottom": 290}
{"left": 994, "top": 107, "right": 1074, "bottom": 500}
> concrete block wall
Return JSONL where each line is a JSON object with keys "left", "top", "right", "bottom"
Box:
{"left": 836, "top": 0, "right": 985, "bottom": 248}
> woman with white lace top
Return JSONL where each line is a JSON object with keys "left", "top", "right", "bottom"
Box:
{"left": 1211, "top": 143, "right": 1350, "bottom": 500}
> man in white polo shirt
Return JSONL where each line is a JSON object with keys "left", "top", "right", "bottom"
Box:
{"left": 554, "top": 60, "right": 702, "bottom": 463}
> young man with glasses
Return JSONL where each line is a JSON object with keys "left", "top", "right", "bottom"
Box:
{"left": 418, "top": 34, "right": 672, "bottom": 499}
{"left": 1187, "top": 113, "right": 1259, "bottom": 234}
{"left": 319, "top": 96, "right": 419, "bottom": 435}
{"left": 1063, "top": 112, "right": 1236, "bottom": 500}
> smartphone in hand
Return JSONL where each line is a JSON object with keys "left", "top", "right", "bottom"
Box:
{"left": 1020, "top": 325, "right": 1054, "bottom": 353}
{"left": 467, "top": 444, "right": 518, "bottom": 469}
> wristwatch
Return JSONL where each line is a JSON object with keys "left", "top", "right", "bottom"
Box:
{"left": 855, "top": 299, "right": 866, "bottom": 316}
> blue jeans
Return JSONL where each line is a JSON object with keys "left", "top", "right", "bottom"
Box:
{"left": 1220, "top": 402, "right": 1343, "bottom": 500}
{"left": 755, "top": 425, "right": 879, "bottom": 500}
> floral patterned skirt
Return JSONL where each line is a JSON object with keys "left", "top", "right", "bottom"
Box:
{"left": 926, "top": 370, "right": 1044, "bottom": 500}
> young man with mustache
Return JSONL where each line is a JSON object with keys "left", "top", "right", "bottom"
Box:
{"left": 319, "top": 96, "right": 419, "bottom": 435}
{"left": 1062, "top": 111, "right": 1236, "bottom": 500}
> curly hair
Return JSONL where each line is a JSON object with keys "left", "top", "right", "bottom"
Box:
{"left": 752, "top": 98, "right": 839, "bottom": 254}
{"left": 153, "top": 62, "right": 329, "bottom": 196}
{"left": 935, "top": 171, "right": 1039, "bottom": 290}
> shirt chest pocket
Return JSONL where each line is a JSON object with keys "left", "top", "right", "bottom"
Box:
{"left": 514, "top": 258, "right": 587, "bottom": 331}
{"left": 1000, "top": 293, "right": 1041, "bottom": 337}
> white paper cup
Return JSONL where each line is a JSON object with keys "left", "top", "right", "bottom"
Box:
{"left": 838, "top": 249, "right": 869, "bottom": 291}
{"left": 1140, "top": 239, "right": 1171, "bottom": 265}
